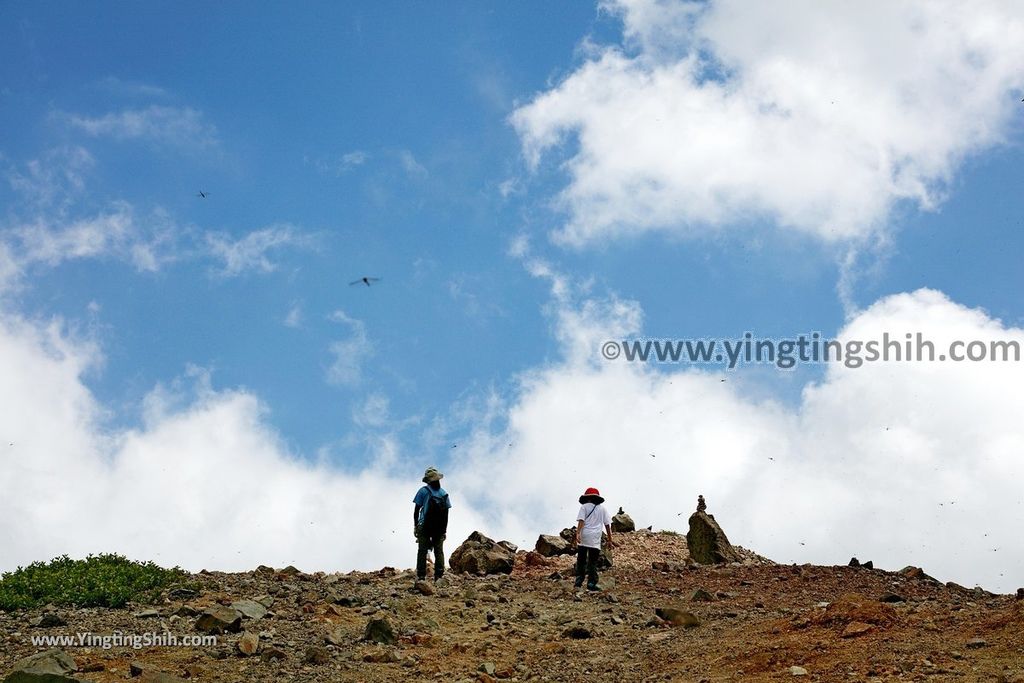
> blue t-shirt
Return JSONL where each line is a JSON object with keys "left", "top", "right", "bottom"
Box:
{"left": 414, "top": 485, "right": 452, "bottom": 526}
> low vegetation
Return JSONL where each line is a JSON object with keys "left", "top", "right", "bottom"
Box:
{"left": 0, "top": 553, "right": 190, "bottom": 611}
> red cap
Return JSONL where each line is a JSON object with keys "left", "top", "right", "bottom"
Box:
{"left": 584, "top": 487, "right": 600, "bottom": 496}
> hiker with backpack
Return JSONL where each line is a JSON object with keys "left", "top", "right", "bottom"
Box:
{"left": 413, "top": 466, "right": 452, "bottom": 582}
{"left": 575, "top": 486, "right": 614, "bottom": 591}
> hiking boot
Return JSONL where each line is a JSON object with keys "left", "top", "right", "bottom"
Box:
{"left": 586, "top": 583, "right": 601, "bottom": 592}
{"left": 574, "top": 579, "right": 583, "bottom": 589}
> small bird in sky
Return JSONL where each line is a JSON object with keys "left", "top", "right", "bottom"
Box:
{"left": 196, "top": 190, "right": 209, "bottom": 198}
{"left": 350, "top": 276, "right": 381, "bottom": 287}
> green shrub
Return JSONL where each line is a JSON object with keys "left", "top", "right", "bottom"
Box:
{"left": 0, "top": 554, "right": 192, "bottom": 611}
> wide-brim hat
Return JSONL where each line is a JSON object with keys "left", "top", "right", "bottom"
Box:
{"left": 422, "top": 467, "right": 444, "bottom": 483}
{"left": 579, "top": 487, "right": 604, "bottom": 505}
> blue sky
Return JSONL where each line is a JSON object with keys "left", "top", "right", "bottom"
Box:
{"left": 2, "top": 1, "right": 1023, "bottom": 591}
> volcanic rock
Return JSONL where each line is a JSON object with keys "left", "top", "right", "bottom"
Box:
{"left": 449, "top": 531, "right": 516, "bottom": 575}
{"left": 194, "top": 606, "right": 243, "bottom": 634}
{"left": 611, "top": 507, "right": 636, "bottom": 533}
{"left": 686, "top": 503, "right": 741, "bottom": 565}
{"left": 363, "top": 617, "right": 397, "bottom": 645}
{"left": 535, "top": 534, "right": 572, "bottom": 557}
{"left": 3, "top": 649, "right": 78, "bottom": 683}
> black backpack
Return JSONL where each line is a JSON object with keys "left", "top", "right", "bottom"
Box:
{"left": 422, "top": 488, "right": 450, "bottom": 537}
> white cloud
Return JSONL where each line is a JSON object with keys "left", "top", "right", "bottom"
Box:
{"left": 283, "top": 303, "right": 303, "bottom": 329}
{"left": 205, "top": 225, "right": 312, "bottom": 277}
{"left": 66, "top": 106, "right": 219, "bottom": 149}
{"left": 5, "top": 146, "right": 95, "bottom": 210}
{"left": 398, "top": 150, "right": 427, "bottom": 178}
{"left": 0, "top": 203, "right": 180, "bottom": 292}
{"left": 326, "top": 310, "right": 373, "bottom": 387}
{"left": 512, "top": 0, "right": 1024, "bottom": 245}
{"left": 1, "top": 280, "right": 1020, "bottom": 589}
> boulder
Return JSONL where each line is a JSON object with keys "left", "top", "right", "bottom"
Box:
{"left": 1016, "top": 588, "right": 1023, "bottom": 601}
{"left": 3, "top": 649, "right": 78, "bottom": 683}
{"left": 611, "top": 507, "right": 635, "bottom": 533}
{"left": 686, "top": 504, "right": 741, "bottom": 565}
{"left": 449, "top": 531, "right": 516, "bottom": 575}
{"left": 559, "top": 527, "right": 576, "bottom": 544}
{"left": 230, "top": 599, "right": 268, "bottom": 620}
{"left": 194, "top": 606, "right": 243, "bottom": 634}
{"left": 363, "top": 617, "right": 397, "bottom": 645}
{"left": 535, "top": 534, "right": 572, "bottom": 557}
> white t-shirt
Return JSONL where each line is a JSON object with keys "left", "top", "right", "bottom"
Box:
{"left": 576, "top": 502, "right": 612, "bottom": 549}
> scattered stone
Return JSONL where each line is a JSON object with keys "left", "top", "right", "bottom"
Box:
{"left": 302, "top": 646, "right": 330, "bottom": 665}
{"left": 175, "top": 605, "right": 200, "bottom": 618}
{"left": 863, "top": 560, "right": 874, "bottom": 569}
{"left": 29, "top": 614, "right": 66, "bottom": 628}
{"left": 686, "top": 498, "right": 741, "bottom": 565}
{"left": 194, "top": 606, "right": 243, "bottom": 634}
{"left": 237, "top": 632, "right": 260, "bottom": 656}
{"left": 413, "top": 580, "right": 434, "bottom": 596}
{"left": 497, "top": 540, "right": 518, "bottom": 554}
{"left": 363, "top": 617, "right": 397, "bottom": 645}
{"left": 479, "top": 662, "right": 497, "bottom": 675}
{"left": 535, "top": 534, "right": 572, "bottom": 557}
{"left": 611, "top": 507, "right": 635, "bottom": 533}
{"left": 230, "top": 599, "right": 268, "bottom": 620}
{"left": 522, "top": 551, "right": 551, "bottom": 567}
{"left": 133, "top": 609, "right": 160, "bottom": 619}
{"left": 449, "top": 531, "right": 516, "bottom": 575}
{"left": 815, "top": 594, "right": 897, "bottom": 629}
{"left": 655, "top": 607, "right": 700, "bottom": 628}
{"left": 965, "top": 637, "right": 987, "bottom": 649}
{"left": 840, "top": 621, "right": 873, "bottom": 638}
{"left": 324, "top": 626, "right": 346, "bottom": 646}
{"left": 4, "top": 649, "right": 78, "bottom": 683}
{"left": 848, "top": 557, "right": 860, "bottom": 567}
{"left": 879, "top": 593, "right": 905, "bottom": 603}
{"left": 562, "top": 625, "right": 593, "bottom": 639}
{"left": 1017, "top": 588, "right": 1024, "bottom": 600}
{"left": 690, "top": 588, "right": 715, "bottom": 602}
{"left": 130, "top": 661, "right": 145, "bottom": 676}
{"left": 363, "top": 648, "right": 400, "bottom": 664}
{"left": 790, "top": 665, "right": 808, "bottom": 676}
{"left": 260, "top": 647, "right": 287, "bottom": 662}
{"left": 168, "top": 588, "right": 199, "bottom": 601}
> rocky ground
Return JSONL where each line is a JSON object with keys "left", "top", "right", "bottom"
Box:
{"left": 3, "top": 530, "right": 1023, "bottom": 683}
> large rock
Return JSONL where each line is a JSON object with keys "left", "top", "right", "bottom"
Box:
{"left": 363, "top": 617, "right": 396, "bottom": 645}
{"left": 230, "top": 599, "right": 268, "bottom": 620}
{"left": 686, "top": 504, "right": 741, "bottom": 565}
{"left": 611, "top": 507, "right": 635, "bottom": 533}
{"left": 535, "top": 534, "right": 572, "bottom": 557}
{"left": 3, "top": 649, "right": 78, "bottom": 683}
{"left": 194, "top": 606, "right": 243, "bottom": 634}
{"left": 449, "top": 531, "right": 516, "bottom": 575}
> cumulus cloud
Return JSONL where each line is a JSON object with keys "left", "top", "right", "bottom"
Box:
{"left": 66, "top": 106, "right": 219, "bottom": 149}
{"left": 1, "top": 280, "right": 1020, "bottom": 591}
{"left": 0, "top": 313, "right": 487, "bottom": 572}
{"left": 512, "top": 0, "right": 1024, "bottom": 245}
{"left": 448, "top": 283, "right": 1023, "bottom": 592}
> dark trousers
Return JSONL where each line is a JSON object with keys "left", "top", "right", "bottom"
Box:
{"left": 575, "top": 546, "right": 600, "bottom": 586}
{"left": 416, "top": 534, "right": 445, "bottom": 580}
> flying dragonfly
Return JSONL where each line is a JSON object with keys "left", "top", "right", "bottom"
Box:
{"left": 349, "top": 277, "right": 382, "bottom": 287}
{"left": 196, "top": 191, "right": 209, "bottom": 198}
